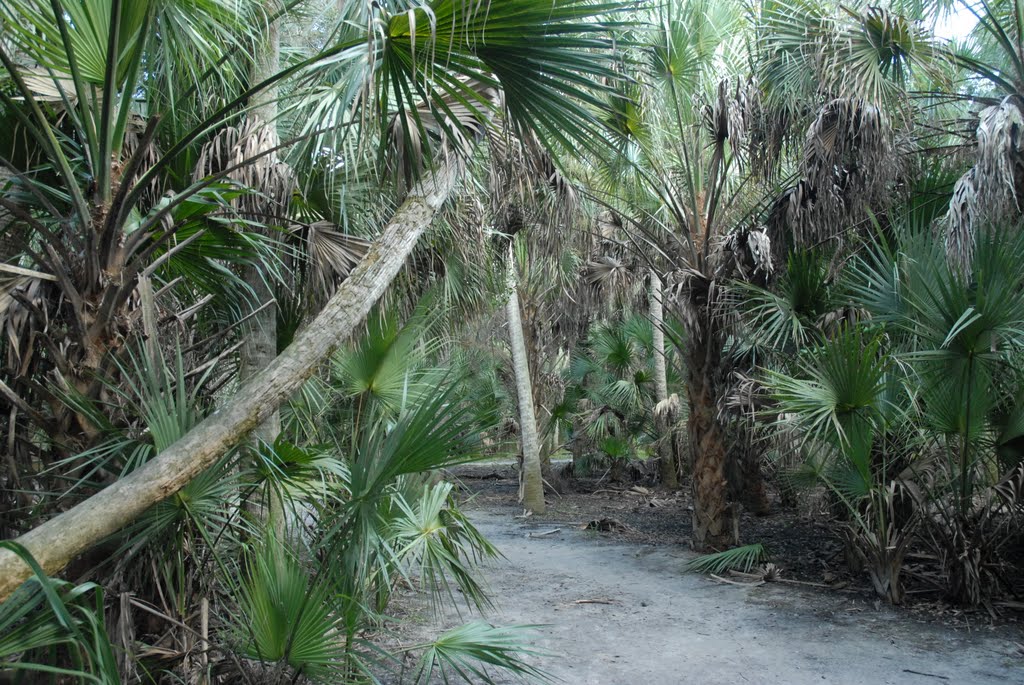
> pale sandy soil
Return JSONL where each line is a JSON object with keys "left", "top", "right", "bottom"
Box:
{"left": 381, "top": 505, "right": 1024, "bottom": 685}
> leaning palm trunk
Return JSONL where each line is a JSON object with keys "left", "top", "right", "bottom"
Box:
{"left": 650, "top": 270, "right": 677, "bottom": 488}
{"left": 506, "top": 248, "right": 545, "bottom": 513}
{"left": 0, "top": 160, "right": 460, "bottom": 600}
{"left": 687, "top": 328, "right": 730, "bottom": 551}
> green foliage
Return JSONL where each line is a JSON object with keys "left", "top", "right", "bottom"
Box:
{"left": 407, "top": 622, "right": 551, "bottom": 685}
{"left": 0, "top": 542, "right": 119, "bottom": 683}
{"left": 564, "top": 316, "right": 664, "bottom": 466}
{"left": 233, "top": 536, "right": 342, "bottom": 680}
{"left": 735, "top": 250, "right": 836, "bottom": 352}
{"left": 767, "top": 327, "right": 890, "bottom": 468}
{"left": 686, "top": 543, "right": 768, "bottom": 575}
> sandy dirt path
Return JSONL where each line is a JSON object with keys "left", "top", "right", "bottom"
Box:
{"left": 395, "top": 507, "right": 1024, "bottom": 685}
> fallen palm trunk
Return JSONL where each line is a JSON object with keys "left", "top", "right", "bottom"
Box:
{"left": 0, "top": 160, "right": 460, "bottom": 601}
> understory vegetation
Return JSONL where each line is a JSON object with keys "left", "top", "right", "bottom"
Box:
{"left": 1, "top": 0, "right": 1024, "bottom": 682}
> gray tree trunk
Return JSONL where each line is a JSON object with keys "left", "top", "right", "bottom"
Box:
{"left": 241, "top": 6, "right": 282, "bottom": 440}
{"left": 243, "top": 6, "right": 284, "bottom": 533}
{"left": 651, "top": 270, "right": 678, "bottom": 488}
{"left": 0, "top": 160, "right": 460, "bottom": 600}
{"left": 506, "top": 247, "right": 545, "bottom": 513}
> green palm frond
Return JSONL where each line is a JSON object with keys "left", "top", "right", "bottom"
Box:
{"left": 765, "top": 327, "right": 889, "bottom": 467}
{"left": 233, "top": 535, "right": 341, "bottom": 680}
{"left": 332, "top": 306, "right": 437, "bottom": 417}
{"left": 409, "top": 621, "right": 551, "bottom": 685}
{"left": 686, "top": 543, "right": 768, "bottom": 574}
{"left": 391, "top": 482, "right": 498, "bottom": 614}
{"left": 758, "top": 0, "right": 940, "bottom": 107}
{"left": 735, "top": 250, "right": 834, "bottom": 352}
{"left": 249, "top": 436, "right": 349, "bottom": 502}
{"left": 0, "top": 542, "right": 119, "bottom": 683}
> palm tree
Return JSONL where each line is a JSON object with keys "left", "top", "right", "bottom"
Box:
{"left": 587, "top": 0, "right": 922, "bottom": 549}
{"left": 0, "top": 0, "right": 626, "bottom": 597}
{"left": 940, "top": 0, "right": 1024, "bottom": 271}
{"left": 505, "top": 242, "right": 546, "bottom": 512}
{"left": 566, "top": 315, "right": 659, "bottom": 478}
{"left": 650, "top": 269, "right": 680, "bottom": 487}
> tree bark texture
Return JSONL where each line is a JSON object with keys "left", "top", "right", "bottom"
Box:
{"left": 686, "top": 331, "right": 730, "bottom": 551}
{"left": 242, "top": 8, "right": 285, "bottom": 534}
{"left": 650, "top": 271, "right": 678, "bottom": 488}
{"left": 0, "top": 161, "right": 460, "bottom": 601}
{"left": 506, "top": 250, "right": 545, "bottom": 514}
{"left": 241, "top": 6, "right": 283, "bottom": 447}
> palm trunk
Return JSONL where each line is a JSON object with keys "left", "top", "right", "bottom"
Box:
{"left": 650, "top": 271, "right": 677, "bottom": 488}
{"left": 506, "top": 248, "right": 545, "bottom": 513}
{"left": 241, "top": 7, "right": 282, "bottom": 435}
{"left": 686, "top": 329, "right": 730, "bottom": 551}
{"left": 0, "top": 160, "right": 460, "bottom": 601}
{"left": 521, "top": 296, "right": 552, "bottom": 474}
{"left": 243, "top": 6, "right": 284, "bottom": 533}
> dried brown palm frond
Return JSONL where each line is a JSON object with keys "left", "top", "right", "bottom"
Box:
{"left": 944, "top": 96, "right": 1024, "bottom": 275}
{"left": 296, "top": 221, "right": 370, "bottom": 298}
{"left": 193, "top": 116, "right": 295, "bottom": 220}
{"left": 664, "top": 266, "right": 711, "bottom": 335}
{"left": 945, "top": 167, "right": 978, "bottom": 275}
{"left": 797, "top": 98, "right": 894, "bottom": 245}
{"left": 576, "top": 209, "right": 647, "bottom": 317}
{"left": 704, "top": 79, "right": 751, "bottom": 162}
{"left": 596, "top": 210, "right": 623, "bottom": 242}
{"left": 388, "top": 76, "right": 501, "bottom": 194}
{"left": 18, "top": 66, "right": 76, "bottom": 103}
{"left": 0, "top": 272, "right": 49, "bottom": 374}
{"left": 487, "top": 115, "right": 576, "bottom": 210}
{"left": 120, "top": 114, "right": 163, "bottom": 212}
{"left": 720, "top": 370, "right": 764, "bottom": 419}
{"left": 584, "top": 255, "right": 631, "bottom": 289}
{"left": 441, "top": 190, "right": 489, "bottom": 259}
{"left": 918, "top": 465, "right": 1024, "bottom": 607}
{"left": 654, "top": 393, "right": 681, "bottom": 424}
{"left": 746, "top": 78, "right": 798, "bottom": 184}
{"left": 724, "top": 224, "right": 773, "bottom": 282}
{"left": 486, "top": 114, "right": 580, "bottom": 284}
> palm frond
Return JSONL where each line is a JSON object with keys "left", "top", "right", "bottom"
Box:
{"left": 686, "top": 543, "right": 768, "bottom": 574}
{"left": 409, "top": 622, "right": 551, "bottom": 685}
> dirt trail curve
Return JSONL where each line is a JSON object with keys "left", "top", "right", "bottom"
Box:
{"left": 403, "top": 508, "right": 1024, "bottom": 685}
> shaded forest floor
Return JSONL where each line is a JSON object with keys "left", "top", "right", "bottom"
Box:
{"left": 378, "top": 464, "right": 1024, "bottom": 684}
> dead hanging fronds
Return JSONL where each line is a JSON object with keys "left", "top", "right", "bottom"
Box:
{"left": 663, "top": 266, "right": 720, "bottom": 339}
{"left": 654, "top": 393, "right": 681, "bottom": 424}
{"left": 388, "top": 76, "right": 501, "bottom": 194}
{"left": 704, "top": 79, "right": 751, "bottom": 163}
{"left": 725, "top": 224, "right": 774, "bottom": 282}
{"left": 579, "top": 210, "right": 645, "bottom": 315}
{"left": 120, "top": 114, "right": 162, "bottom": 211}
{"left": 443, "top": 190, "right": 489, "bottom": 262}
{"left": 584, "top": 255, "right": 631, "bottom": 289}
{"left": 945, "top": 168, "right": 978, "bottom": 276}
{"left": 720, "top": 370, "right": 764, "bottom": 420}
{"left": 296, "top": 221, "right": 370, "bottom": 298}
{"left": 944, "top": 96, "right": 1024, "bottom": 275}
{"left": 194, "top": 116, "right": 295, "bottom": 220}
{"left": 486, "top": 112, "right": 578, "bottom": 237}
{"left": 0, "top": 270, "right": 52, "bottom": 373}
{"left": 793, "top": 98, "right": 894, "bottom": 245}
{"left": 746, "top": 77, "right": 797, "bottom": 184}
